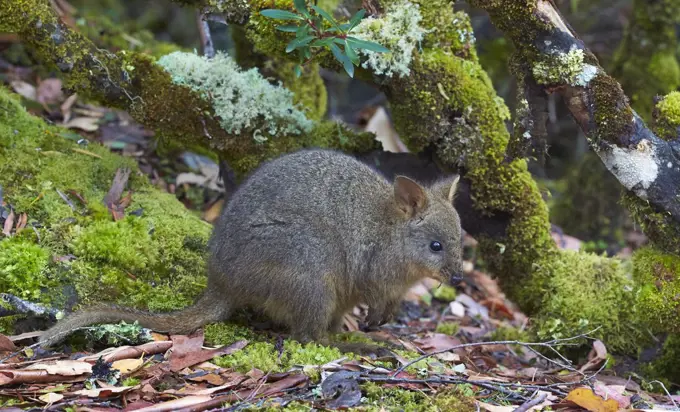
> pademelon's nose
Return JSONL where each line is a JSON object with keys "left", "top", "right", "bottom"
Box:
{"left": 450, "top": 273, "right": 464, "bottom": 285}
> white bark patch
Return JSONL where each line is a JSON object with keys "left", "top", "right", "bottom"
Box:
{"left": 536, "top": 0, "right": 574, "bottom": 36}
{"left": 599, "top": 139, "right": 659, "bottom": 198}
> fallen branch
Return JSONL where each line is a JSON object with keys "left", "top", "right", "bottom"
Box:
{"left": 513, "top": 391, "right": 548, "bottom": 412}
{"left": 0, "top": 294, "right": 60, "bottom": 321}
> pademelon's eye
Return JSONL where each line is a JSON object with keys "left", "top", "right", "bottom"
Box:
{"left": 430, "top": 241, "right": 443, "bottom": 252}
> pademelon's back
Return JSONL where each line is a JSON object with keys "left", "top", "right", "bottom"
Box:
{"left": 219, "top": 149, "right": 389, "bottom": 228}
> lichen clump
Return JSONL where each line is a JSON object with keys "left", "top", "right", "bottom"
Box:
{"left": 353, "top": 1, "right": 428, "bottom": 78}
{"left": 532, "top": 46, "right": 597, "bottom": 86}
{"left": 156, "top": 51, "right": 313, "bottom": 141}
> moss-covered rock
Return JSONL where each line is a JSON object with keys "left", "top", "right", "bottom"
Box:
{"left": 0, "top": 85, "right": 210, "bottom": 328}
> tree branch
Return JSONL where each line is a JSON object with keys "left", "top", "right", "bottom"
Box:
{"left": 470, "top": 0, "right": 680, "bottom": 225}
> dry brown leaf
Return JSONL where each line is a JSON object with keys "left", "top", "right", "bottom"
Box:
{"left": 24, "top": 360, "right": 92, "bottom": 376}
{"left": 169, "top": 335, "right": 247, "bottom": 373}
{"left": 63, "top": 116, "right": 100, "bottom": 132}
{"left": 60, "top": 93, "right": 78, "bottom": 123}
{"left": 14, "top": 213, "right": 27, "bottom": 233}
{"left": 74, "top": 385, "right": 136, "bottom": 398}
{"left": 579, "top": 340, "right": 607, "bottom": 373}
{"left": 10, "top": 80, "right": 37, "bottom": 101}
{"left": 413, "top": 333, "right": 462, "bottom": 354}
{"left": 38, "top": 392, "right": 64, "bottom": 404}
{"left": 111, "top": 357, "right": 145, "bottom": 374}
{"left": 0, "top": 334, "right": 17, "bottom": 352}
{"left": 564, "top": 387, "right": 619, "bottom": 412}
{"left": 186, "top": 373, "right": 226, "bottom": 386}
{"left": 3, "top": 210, "right": 15, "bottom": 236}
{"left": 36, "top": 78, "right": 64, "bottom": 105}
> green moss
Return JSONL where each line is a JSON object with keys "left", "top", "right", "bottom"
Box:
{"left": 591, "top": 74, "right": 635, "bottom": 145}
{"left": 431, "top": 284, "right": 457, "bottom": 302}
{"left": 642, "top": 334, "right": 680, "bottom": 384}
{"left": 527, "top": 251, "right": 643, "bottom": 353}
{"left": 361, "top": 382, "right": 476, "bottom": 412}
{"left": 632, "top": 247, "right": 680, "bottom": 333}
{"left": 204, "top": 322, "right": 258, "bottom": 345}
{"left": 435, "top": 322, "right": 459, "bottom": 335}
{"left": 72, "top": 217, "right": 157, "bottom": 272}
{"left": 653, "top": 91, "right": 680, "bottom": 140}
{"left": 622, "top": 194, "right": 680, "bottom": 256}
{"left": 550, "top": 152, "right": 626, "bottom": 245}
{"left": 74, "top": 11, "right": 185, "bottom": 59}
{"left": 0, "top": 237, "right": 51, "bottom": 300}
{"left": 611, "top": 0, "right": 680, "bottom": 121}
{"left": 214, "top": 340, "right": 343, "bottom": 374}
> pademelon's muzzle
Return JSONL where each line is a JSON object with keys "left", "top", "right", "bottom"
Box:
{"left": 442, "top": 268, "right": 464, "bottom": 286}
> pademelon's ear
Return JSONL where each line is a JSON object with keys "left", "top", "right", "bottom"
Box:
{"left": 394, "top": 176, "right": 428, "bottom": 217}
{"left": 432, "top": 175, "right": 460, "bottom": 204}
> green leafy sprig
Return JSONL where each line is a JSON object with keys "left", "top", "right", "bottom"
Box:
{"left": 260, "top": 0, "right": 389, "bottom": 78}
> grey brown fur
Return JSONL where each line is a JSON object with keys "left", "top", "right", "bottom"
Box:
{"left": 39, "top": 149, "right": 463, "bottom": 346}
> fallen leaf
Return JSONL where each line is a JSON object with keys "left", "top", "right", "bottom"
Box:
{"left": 104, "top": 168, "right": 131, "bottom": 221}
{"left": 565, "top": 387, "right": 619, "bottom": 412}
{"left": 593, "top": 381, "right": 631, "bottom": 409}
{"left": 3, "top": 209, "right": 14, "bottom": 236}
{"left": 0, "top": 334, "right": 17, "bottom": 352}
{"left": 10, "top": 80, "right": 37, "bottom": 101}
{"left": 321, "top": 371, "right": 362, "bottom": 409}
{"left": 74, "top": 385, "right": 136, "bottom": 398}
{"left": 38, "top": 392, "right": 64, "bottom": 404}
{"left": 14, "top": 213, "right": 27, "bottom": 233}
{"left": 36, "top": 78, "right": 64, "bottom": 105}
{"left": 169, "top": 336, "right": 247, "bottom": 373}
{"left": 60, "top": 93, "right": 78, "bottom": 123}
{"left": 112, "top": 357, "right": 145, "bottom": 374}
{"left": 24, "top": 360, "right": 92, "bottom": 376}
{"left": 186, "top": 372, "right": 226, "bottom": 386}
{"left": 62, "top": 116, "right": 100, "bottom": 132}
{"left": 579, "top": 340, "right": 607, "bottom": 373}
{"left": 413, "top": 333, "right": 462, "bottom": 354}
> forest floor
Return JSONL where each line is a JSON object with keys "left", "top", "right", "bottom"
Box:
{"left": 0, "top": 55, "right": 677, "bottom": 412}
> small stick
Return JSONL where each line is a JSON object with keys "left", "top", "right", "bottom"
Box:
{"left": 513, "top": 391, "right": 548, "bottom": 412}
{"left": 196, "top": 10, "right": 215, "bottom": 59}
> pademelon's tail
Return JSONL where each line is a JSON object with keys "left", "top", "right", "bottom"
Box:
{"left": 38, "top": 293, "right": 229, "bottom": 347}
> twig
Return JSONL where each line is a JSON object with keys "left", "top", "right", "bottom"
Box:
{"left": 0, "top": 293, "right": 60, "bottom": 320}
{"left": 647, "top": 380, "right": 680, "bottom": 411}
{"left": 393, "top": 327, "right": 601, "bottom": 376}
{"left": 196, "top": 11, "right": 215, "bottom": 59}
{"left": 512, "top": 391, "right": 548, "bottom": 412}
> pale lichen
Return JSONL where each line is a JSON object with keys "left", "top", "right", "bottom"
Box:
{"left": 352, "top": 1, "right": 429, "bottom": 78}
{"left": 532, "top": 46, "right": 597, "bottom": 87}
{"left": 598, "top": 139, "right": 659, "bottom": 197}
{"left": 156, "top": 51, "right": 313, "bottom": 141}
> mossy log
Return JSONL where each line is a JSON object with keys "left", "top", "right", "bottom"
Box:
{"left": 4, "top": 0, "right": 680, "bottom": 381}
